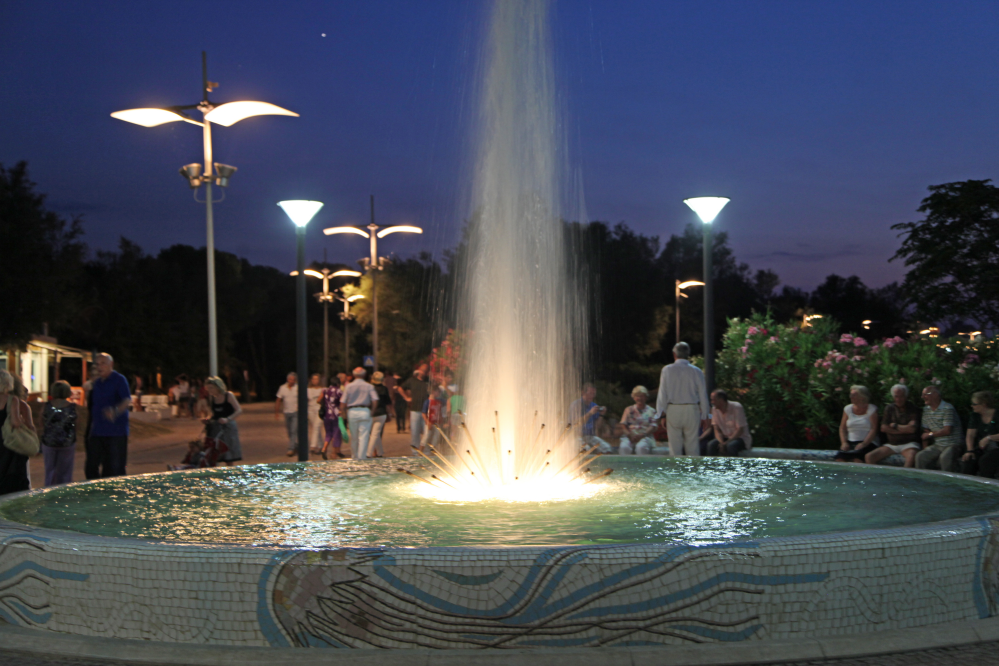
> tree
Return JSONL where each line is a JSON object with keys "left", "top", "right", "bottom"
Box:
{"left": 0, "top": 162, "right": 86, "bottom": 346}
{"left": 891, "top": 179, "right": 999, "bottom": 330}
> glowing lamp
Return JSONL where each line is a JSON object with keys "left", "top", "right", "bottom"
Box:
{"left": 347, "top": 295, "right": 365, "bottom": 302}
{"left": 684, "top": 197, "right": 730, "bottom": 224}
{"left": 678, "top": 280, "right": 705, "bottom": 290}
{"left": 376, "top": 225, "right": 423, "bottom": 238}
{"left": 111, "top": 108, "right": 195, "bottom": 127}
{"left": 331, "top": 270, "right": 362, "bottom": 278}
{"left": 278, "top": 200, "right": 324, "bottom": 228}
{"left": 204, "top": 101, "right": 299, "bottom": 127}
{"left": 323, "top": 226, "right": 370, "bottom": 237}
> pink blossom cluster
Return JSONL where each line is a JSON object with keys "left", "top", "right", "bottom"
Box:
{"left": 882, "top": 336, "right": 905, "bottom": 348}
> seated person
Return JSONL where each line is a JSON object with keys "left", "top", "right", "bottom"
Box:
{"left": 619, "top": 386, "right": 656, "bottom": 455}
{"left": 168, "top": 440, "right": 205, "bottom": 471}
{"left": 834, "top": 385, "right": 879, "bottom": 463}
{"left": 866, "top": 384, "right": 920, "bottom": 467}
{"left": 570, "top": 383, "right": 612, "bottom": 453}
{"left": 956, "top": 391, "right": 999, "bottom": 476}
{"left": 705, "top": 389, "right": 752, "bottom": 456}
{"left": 915, "top": 386, "right": 961, "bottom": 470}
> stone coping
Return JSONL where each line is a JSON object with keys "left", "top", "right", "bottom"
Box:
{"left": 2, "top": 614, "right": 998, "bottom": 665}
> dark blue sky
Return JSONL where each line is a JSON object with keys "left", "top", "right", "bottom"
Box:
{"left": 3, "top": 1, "right": 996, "bottom": 290}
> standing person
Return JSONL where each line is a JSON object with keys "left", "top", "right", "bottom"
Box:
{"left": 176, "top": 374, "right": 191, "bottom": 418}
{"left": 834, "top": 385, "right": 879, "bottom": 463}
{"left": 320, "top": 376, "right": 344, "bottom": 459}
{"left": 392, "top": 373, "right": 408, "bottom": 434}
{"left": 42, "top": 380, "right": 78, "bottom": 485}
{"left": 655, "top": 342, "right": 710, "bottom": 457}
{"left": 399, "top": 364, "right": 430, "bottom": 453}
{"left": 86, "top": 353, "right": 131, "bottom": 479}
{"left": 368, "top": 371, "right": 392, "bottom": 458}
{"left": 204, "top": 376, "right": 243, "bottom": 466}
{"left": 306, "top": 373, "right": 324, "bottom": 455}
{"left": 275, "top": 373, "right": 299, "bottom": 457}
{"left": 342, "top": 367, "right": 378, "bottom": 460}
{"left": 618, "top": 386, "right": 656, "bottom": 455}
{"left": 866, "top": 384, "right": 920, "bottom": 467}
{"left": 705, "top": 389, "right": 753, "bottom": 456}
{"left": 570, "top": 383, "right": 612, "bottom": 453}
{"left": 0, "top": 369, "right": 34, "bottom": 495}
{"left": 915, "top": 386, "right": 961, "bottom": 470}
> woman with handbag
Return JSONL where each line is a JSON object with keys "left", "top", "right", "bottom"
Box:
{"left": 0, "top": 369, "right": 38, "bottom": 496}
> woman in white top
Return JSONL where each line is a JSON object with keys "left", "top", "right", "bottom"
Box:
{"left": 834, "top": 385, "right": 879, "bottom": 463}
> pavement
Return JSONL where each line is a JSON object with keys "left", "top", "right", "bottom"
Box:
{"left": 27, "top": 402, "right": 418, "bottom": 488}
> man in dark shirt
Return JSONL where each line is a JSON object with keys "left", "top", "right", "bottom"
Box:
{"left": 865, "top": 384, "right": 920, "bottom": 467}
{"left": 86, "top": 353, "right": 131, "bottom": 478}
{"left": 399, "top": 363, "right": 429, "bottom": 453}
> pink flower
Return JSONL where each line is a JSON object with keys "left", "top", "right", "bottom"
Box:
{"left": 957, "top": 367, "right": 966, "bottom": 374}
{"left": 822, "top": 361, "right": 832, "bottom": 369}
{"left": 740, "top": 346, "right": 748, "bottom": 355}
{"left": 852, "top": 356, "right": 862, "bottom": 362}
{"left": 840, "top": 334, "right": 854, "bottom": 343}
{"left": 747, "top": 326, "right": 760, "bottom": 336}
{"left": 855, "top": 369, "right": 862, "bottom": 374}
{"left": 883, "top": 340, "right": 895, "bottom": 348}
{"left": 768, "top": 336, "right": 779, "bottom": 343}
{"left": 814, "top": 359, "right": 822, "bottom": 367}
{"left": 835, "top": 354, "right": 848, "bottom": 363}
{"left": 853, "top": 337, "right": 868, "bottom": 347}
{"left": 871, "top": 345, "right": 880, "bottom": 353}
{"left": 891, "top": 336, "right": 904, "bottom": 344}
{"left": 966, "top": 354, "right": 980, "bottom": 364}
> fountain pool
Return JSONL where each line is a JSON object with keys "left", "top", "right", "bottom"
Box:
{"left": 1, "top": 458, "right": 998, "bottom": 648}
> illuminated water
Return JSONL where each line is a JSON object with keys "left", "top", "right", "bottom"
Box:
{"left": 3, "top": 459, "right": 998, "bottom": 548}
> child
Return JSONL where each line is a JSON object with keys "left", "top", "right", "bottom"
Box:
{"left": 168, "top": 440, "right": 205, "bottom": 471}
{"left": 42, "top": 380, "right": 78, "bottom": 486}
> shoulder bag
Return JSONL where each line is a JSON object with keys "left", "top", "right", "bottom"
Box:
{"left": 2, "top": 396, "right": 41, "bottom": 457}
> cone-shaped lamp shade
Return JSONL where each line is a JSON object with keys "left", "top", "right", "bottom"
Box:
{"left": 278, "top": 200, "right": 324, "bottom": 227}
{"left": 205, "top": 101, "right": 299, "bottom": 127}
{"left": 111, "top": 108, "right": 189, "bottom": 127}
{"left": 684, "top": 197, "right": 730, "bottom": 224}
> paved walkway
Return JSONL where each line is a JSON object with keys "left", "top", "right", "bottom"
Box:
{"left": 28, "top": 403, "right": 418, "bottom": 488}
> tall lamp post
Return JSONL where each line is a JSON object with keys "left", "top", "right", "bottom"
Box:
{"left": 289, "top": 268, "right": 362, "bottom": 381}
{"left": 683, "top": 197, "right": 730, "bottom": 393}
{"left": 278, "top": 200, "right": 324, "bottom": 462}
{"left": 334, "top": 291, "right": 365, "bottom": 371}
{"left": 323, "top": 196, "right": 422, "bottom": 371}
{"left": 112, "top": 52, "right": 299, "bottom": 376}
{"left": 675, "top": 280, "right": 705, "bottom": 346}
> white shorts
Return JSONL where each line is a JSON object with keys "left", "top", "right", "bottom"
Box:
{"left": 883, "top": 442, "right": 919, "bottom": 453}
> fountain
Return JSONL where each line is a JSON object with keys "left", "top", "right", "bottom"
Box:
{"left": 2, "top": 0, "right": 999, "bottom": 657}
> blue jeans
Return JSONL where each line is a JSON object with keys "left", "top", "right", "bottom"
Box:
{"left": 347, "top": 407, "right": 373, "bottom": 460}
{"left": 409, "top": 411, "right": 425, "bottom": 450}
{"left": 284, "top": 413, "right": 298, "bottom": 451}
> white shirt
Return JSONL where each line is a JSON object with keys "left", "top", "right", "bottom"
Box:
{"left": 342, "top": 379, "right": 379, "bottom": 409}
{"left": 655, "top": 359, "right": 709, "bottom": 420}
{"left": 276, "top": 384, "right": 298, "bottom": 414}
{"left": 307, "top": 387, "right": 323, "bottom": 415}
{"left": 844, "top": 404, "right": 878, "bottom": 442}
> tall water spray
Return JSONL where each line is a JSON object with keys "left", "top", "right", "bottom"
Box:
{"left": 421, "top": 0, "right": 591, "bottom": 500}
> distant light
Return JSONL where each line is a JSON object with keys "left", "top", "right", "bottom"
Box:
{"left": 331, "top": 270, "right": 362, "bottom": 278}
{"left": 678, "top": 280, "right": 705, "bottom": 290}
{"left": 862, "top": 320, "right": 872, "bottom": 325}
{"left": 347, "top": 294, "right": 365, "bottom": 302}
{"left": 684, "top": 197, "right": 730, "bottom": 224}
{"left": 204, "top": 101, "right": 299, "bottom": 127}
{"left": 112, "top": 108, "right": 193, "bottom": 127}
{"left": 920, "top": 329, "right": 932, "bottom": 335}
{"left": 278, "top": 200, "right": 324, "bottom": 228}
{"left": 324, "top": 226, "right": 370, "bottom": 238}
{"left": 376, "top": 225, "right": 423, "bottom": 238}
{"left": 303, "top": 269, "right": 324, "bottom": 279}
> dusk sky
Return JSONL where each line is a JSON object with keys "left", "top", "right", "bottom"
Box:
{"left": 3, "top": 0, "right": 997, "bottom": 291}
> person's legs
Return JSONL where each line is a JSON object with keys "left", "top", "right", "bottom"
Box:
{"left": 284, "top": 413, "right": 298, "bottom": 453}
{"left": 409, "top": 411, "right": 424, "bottom": 450}
{"left": 901, "top": 448, "right": 917, "bottom": 468}
{"left": 865, "top": 446, "right": 894, "bottom": 465}
{"left": 350, "top": 409, "right": 372, "bottom": 460}
{"left": 636, "top": 437, "right": 653, "bottom": 455}
{"left": 102, "top": 436, "right": 127, "bottom": 478}
{"left": 915, "top": 445, "right": 941, "bottom": 469}
{"left": 665, "top": 405, "right": 684, "bottom": 456}
{"left": 724, "top": 438, "right": 747, "bottom": 457}
{"left": 939, "top": 445, "right": 958, "bottom": 473}
{"left": 55, "top": 446, "right": 75, "bottom": 484}
{"left": 43, "top": 445, "right": 58, "bottom": 486}
{"left": 619, "top": 437, "right": 634, "bottom": 455}
{"left": 369, "top": 415, "right": 387, "bottom": 457}
{"left": 84, "top": 435, "right": 102, "bottom": 480}
{"left": 979, "top": 448, "right": 999, "bottom": 479}
{"left": 308, "top": 413, "right": 322, "bottom": 453}
{"left": 680, "top": 406, "right": 701, "bottom": 457}
{"left": 705, "top": 439, "right": 721, "bottom": 456}
{"left": 960, "top": 451, "right": 979, "bottom": 476}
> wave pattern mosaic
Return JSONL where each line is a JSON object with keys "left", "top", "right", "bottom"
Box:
{"left": 1, "top": 513, "right": 998, "bottom": 647}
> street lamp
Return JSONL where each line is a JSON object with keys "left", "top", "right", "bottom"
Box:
{"left": 323, "top": 195, "right": 422, "bottom": 371}
{"left": 334, "top": 292, "right": 365, "bottom": 371}
{"left": 289, "top": 268, "right": 362, "bottom": 381}
{"left": 278, "top": 200, "right": 323, "bottom": 462}
{"left": 675, "top": 280, "right": 705, "bottom": 346}
{"left": 684, "top": 196, "right": 730, "bottom": 393}
{"left": 112, "top": 52, "right": 299, "bottom": 376}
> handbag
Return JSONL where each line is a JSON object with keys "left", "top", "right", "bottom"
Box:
{"left": 339, "top": 416, "right": 350, "bottom": 444}
{"left": 3, "top": 396, "right": 41, "bottom": 457}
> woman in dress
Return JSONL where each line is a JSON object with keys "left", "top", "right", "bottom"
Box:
{"left": 307, "top": 373, "right": 325, "bottom": 455}
{"left": 320, "top": 376, "right": 344, "bottom": 459}
{"left": 834, "top": 385, "right": 879, "bottom": 463}
{"left": 42, "top": 380, "right": 78, "bottom": 485}
{"left": 203, "top": 376, "right": 243, "bottom": 466}
{"left": 618, "top": 385, "right": 657, "bottom": 455}
{"left": 0, "top": 369, "right": 33, "bottom": 496}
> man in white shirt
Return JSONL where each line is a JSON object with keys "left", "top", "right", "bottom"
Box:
{"left": 341, "top": 367, "right": 379, "bottom": 460}
{"left": 706, "top": 389, "right": 752, "bottom": 456}
{"left": 655, "top": 342, "right": 709, "bottom": 457}
{"left": 275, "top": 373, "right": 299, "bottom": 457}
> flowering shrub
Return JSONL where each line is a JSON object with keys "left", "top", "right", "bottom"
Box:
{"left": 717, "top": 313, "right": 999, "bottom": 448}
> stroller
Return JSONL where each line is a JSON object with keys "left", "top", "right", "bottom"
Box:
{"left": 168, "top": 426, "right": 229, "bottom": 471}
